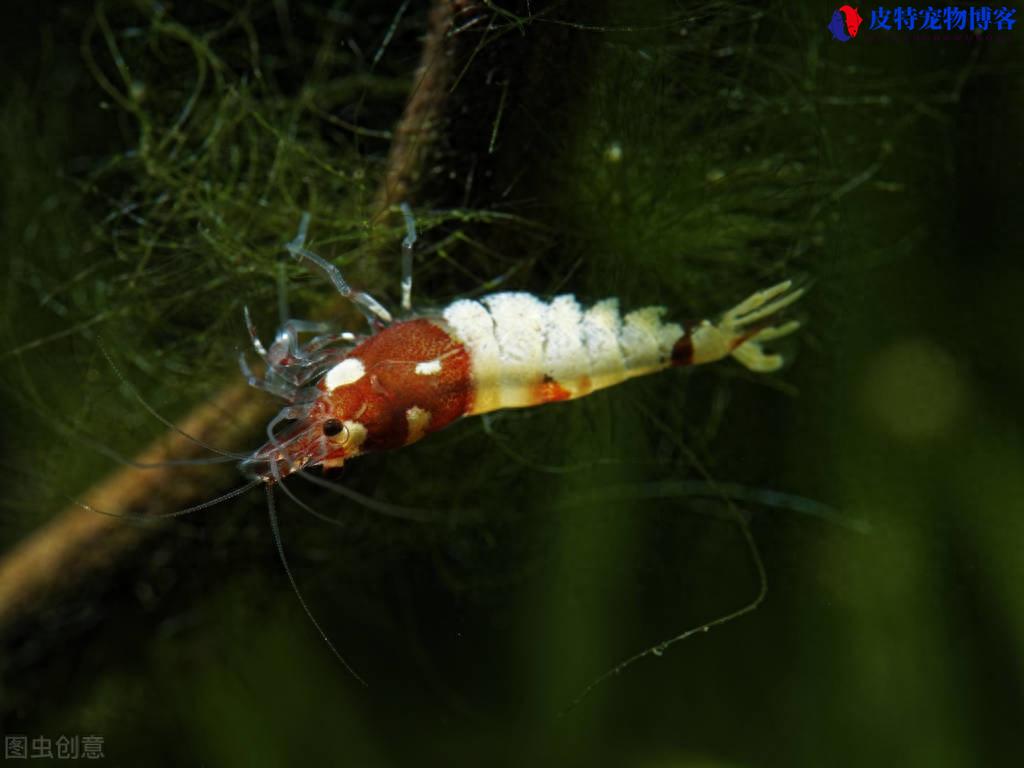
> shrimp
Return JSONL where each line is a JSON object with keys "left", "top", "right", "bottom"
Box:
{"left": 239, "top": 207, "right": 804, "bottom": 485}
{"left": 37, "top": 206, "right": 804, "bottom": 691}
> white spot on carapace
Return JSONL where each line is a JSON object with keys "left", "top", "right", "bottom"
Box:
{"left": 415, "top": 359, "right": 443, "bottom": 376}
{"left": 405, "top": 406, "right": 432, "bottom": 445}
{"left": 325, "top": 358, "right": 365, "bottom": 391}
{"left": 341, "top": 419, "right": 368, "bottom": 450}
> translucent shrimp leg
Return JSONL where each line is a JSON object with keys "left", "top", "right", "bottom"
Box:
{"left": 285, "top": 212, "right": 393, "bottom": 328}
{"left": 239, "top": 308, "right": 354, "bottom": 400}
{"left": 399, "top": 202, "right": 417, "bottom": 313}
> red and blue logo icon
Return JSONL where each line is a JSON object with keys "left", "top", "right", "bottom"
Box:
{"left": 828, "top": 5, "right": 864, "bottom": 40}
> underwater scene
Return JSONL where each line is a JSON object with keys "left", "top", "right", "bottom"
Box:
{"left": 1, "top": 1, "right": 1021, "bottom": 765}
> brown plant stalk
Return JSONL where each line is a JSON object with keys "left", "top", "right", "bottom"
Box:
{"left": 0, "top": 0, "right": 470, "bottom": 637}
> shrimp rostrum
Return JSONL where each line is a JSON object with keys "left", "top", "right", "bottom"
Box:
{"left": 240, "top": 208, "right": 805, "bottom": 485}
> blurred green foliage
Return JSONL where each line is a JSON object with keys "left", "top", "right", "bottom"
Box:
{"left": 1, "top": 1, "right": 1022, "bottom": 766}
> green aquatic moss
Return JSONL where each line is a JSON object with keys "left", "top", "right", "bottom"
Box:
{"left": 3, "top": 1, "right": 1022, "bottom": 766}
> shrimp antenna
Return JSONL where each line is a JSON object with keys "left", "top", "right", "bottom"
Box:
{"left": 65, "top": 478, "right": 262, "bottom": 521}
{"left": 560, "top": 406, "right": 771, "bottom": 715}
{"left": 297, "top": 469, "right": 437, "bottom": 522}
{"left": 277, "top": 478, "right": 347, "bottom": 529}
{"left": 12, "top": 394, "right": 241, "bottom": 470}
{"left": 265, "top": 483, "right": 367, "bottom": 685}
{"left": 559, "top": 500, "right": 767, "bottom": 715}
{"left": 98, "top": 342, "right": 250, "bottom": 460}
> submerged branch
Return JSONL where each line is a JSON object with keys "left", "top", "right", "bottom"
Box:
{"left": 0, "top": 383, "right": 266, "bottom": 631}
{"left": 0, "top": 0, "right": 468, "bottom": 641}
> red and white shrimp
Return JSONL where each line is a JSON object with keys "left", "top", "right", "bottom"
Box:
{"left": 240, "top": 208, "right": 804, "bottom": 485}
{"left": 58, "top": 207, "right": 804, "bottom": 687}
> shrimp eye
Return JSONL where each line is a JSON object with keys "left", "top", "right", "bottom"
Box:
{"left": 322, "top": 419, "right": 343, "bottom": 437}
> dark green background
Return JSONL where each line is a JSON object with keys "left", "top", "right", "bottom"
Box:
{"left": 1, "top": 1, "right": 1022, "bottom": 765}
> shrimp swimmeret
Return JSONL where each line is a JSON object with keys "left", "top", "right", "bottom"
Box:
{"left": 241, "top": 208, "right": 805, "bottom": 485}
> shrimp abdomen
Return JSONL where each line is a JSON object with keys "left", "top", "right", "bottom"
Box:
{"left": 442, "top": 292, "right": 683, "bottom": 415}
